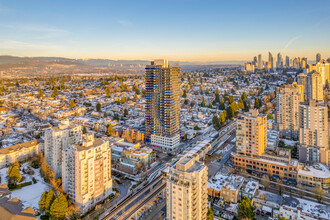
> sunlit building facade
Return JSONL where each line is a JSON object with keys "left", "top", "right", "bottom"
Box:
{"left": 145, "top": 59, "right": 181, "bottom": 152}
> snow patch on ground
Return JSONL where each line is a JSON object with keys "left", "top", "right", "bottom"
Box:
{"left": 11, "top": 166, "right": 49, "bottom": 209}
{"left": 0, "top": 162, "right": 50, "bottom": 209}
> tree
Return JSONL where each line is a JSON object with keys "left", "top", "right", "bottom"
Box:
{"left": 124, "top": 109, "right": 128, "bottom": 117}
{"left": 212, "top": 115, "right": 220, "bottom": 130}
{"left": 182, "top": 89, "right": 187, "bottom": 98}
{"left": 39, "top": 191, "right": 47, "bottom": 211}
{"left": 238, "top": 196, "right": 256, "bottom": 220}
{"left": 229, "top": 95, "right": 234, "bottom": 104}
{"left": 243, "top": 100, "right": 249, "bottom": 112}
{"left": 219, "top": 97, "right": 225, "bottom": 110}
{"left": 201, "top": 97, "right": 206, "bottom": 107}
{"left": 38, "top": 88, "right": 44, "bottom": 99}
{"left": 241, "top": 91, "right": 248, "bottom": 101}
{"left": 226, "top": 106, "right": 234, "bottom": 119}
{"left": 267, "top": 113, "right": 274, "bottom": 119}
{"left": 207, "top": 207, "right": 214, "bottom": 220}
{"left": 51, "top": 87, "right": 59, "bottom": 98}
{"left": 238, "top": 98, "right": 245, "bottom": 109}
{"left": 50, "top": 193, "right": 68, "bottom": 219}
{"left": 96, "top": 103, "right": 101, "bottom": 112}
{"left": 184, "top": 99, "right": 189, "bottom": 105}
{"left": 219, "top": 112, "right": 226, "bottom": 124}
{"left": 107, "top": 124, "right": 113, "bottom": 136}
{"left": 120, "top": 96, "right": 126, "bottom": 104}
{"left": 8, "top": 165, "right": 22, "bottom": 186}
{"left": 69, "top": 100, "right": 76, "bottom": 109}
{"left": 254, "top": 97, "right": 262, "bottom": 109}
{"left": 45, "top": 190, "right": 55, "bottom": 211}
{"left": 279, "top": 218, "right": 288, "bottom": 220}
{"left": 105, "top": 87, "right": 111, "bottom": 97}
{"left": 82, "top": 126, "right": 87, "bottom": 134}
{"left": 208, "top": 101, "right": 212, "bottom": 108}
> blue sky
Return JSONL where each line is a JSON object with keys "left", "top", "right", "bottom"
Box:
{"left": 0, "top": 0, "right": 330, "bottom": 61}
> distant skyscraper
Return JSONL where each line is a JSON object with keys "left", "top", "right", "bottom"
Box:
{"left": 308, "top": 62, "right": 330, "bottom": 86}
{"left": 258, "top": 54, "right": 263, "bottom": 69}
{"left": 285, "top": 56, "right": 290, "bottom": 68}
{"left": 299, "top": 100, "right": 328, "bottom": 164}
{"left": 316, "top": 53, "right": 321, "bottom": 63}
{"left": 277, "top": 53, "right": 283, "bottom": 69}
{"left": 165, "top": 156, "right": 208, "bottom": 220}
{"left": 145, "top": 59, "right": 180, "bottom": 152}
{"left": 268, "top": 52, "right": 274, "bottom": 70}
{"left": 253, "top": 56, "right": 258, "bottom": 67}
{"left": 236, "top": 109, "right": 267, "bottom": 157}
{"left": 306, "top": 71, "right": 323, "bottom": 101}
{"left": 276, "top": 83, "right": 304, "bottom": 140}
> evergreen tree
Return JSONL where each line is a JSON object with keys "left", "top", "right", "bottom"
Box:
{"left": 69, "top": 100, "right": 76, "bottom": 109}
{"left": 212, "top": 115, "right": 220, "bottom": 130}
{"left": 124, "top": 109, "right": 128, "bottom": 117}
{"left": 105, "top": 87, "right": 111, "bottom": 97}
{"left": 219, "top": 112, "right": 226, "bottom": 124}
{"left": 267, "top": 113, "right": 274, "bottom": 119}
{"left": 208, "top": 102, "right": 212, "bottom": 108}
{"left": 226, "top": 106, "right": 234, "bottom": 119}
{"left": 51, "top": 87, "right": 59, "bottom": 98}
{"left": 219, "top": 97, "right": 225, "bottom": 110}
{"left": 120, "top": 96, "right": 126, "bottom": 104}
{"left": 96, "top": 103, "right": 101, "bottom": 112}
{"left": 38, "top": 88, "right": 44, "bottom": 99}
{"left": 39, "top": 191, "right": 47, "bottom": 211}
{"left": 255, "top": 97, "right": 262, "bottom": 109}
{"left": 45, "top": 190, "right": 55, "bottom": 211}
{"left": 107, "top": 124, "right": 113, "bottom": 136}
{"left": 243, "top": 100, "right": 249, "bottom": 112}
{"left": 238, "top": 196, "right": 256, "bottom": 220}
{"left": 229, "top": 95, "right": 234, "bottom": 104}
{"left": 241, "top": 91, "right": 248, "bottom": 101}
{"left": 184, "top": 99, "right": 189, "bottom": 105}
{"left": 82, "top": 126, "right": 87, "bottom": 134}
{"left": 238, "top": 98, "right": 245, "bottom": 109}
{"left": 50, "top": 193, "right": 68, "bottom": 219}
{"left": 201, "top": 97, "right": 206, "bottom": 107}
{"left": 182, "top": 89, "right": 187, "bottom": 98}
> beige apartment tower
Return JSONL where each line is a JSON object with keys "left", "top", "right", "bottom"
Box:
{"left": 44, "top": 120, "right": 82, "bottom": 177}
{"left": 299, "top": 100, "right": 328, "bottom": 164}
{"left": 62, "top": 133, "right": 112, "bottom": 213}
{"left": 236, "top": 109, "right": 267, "bottom": 157}
{"left": 276, "top": 83, "right": 304, "bottom": 140}
{"left": 306, "top": 71, "right": 324, "bottom": 102}
{"left": 165, "top": 156, "right": 208, "bottom": 220}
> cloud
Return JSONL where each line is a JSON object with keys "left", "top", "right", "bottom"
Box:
{"left": 0, "top": 40, "right": 64, "bottom": 51}
{"left": 283, "top": 35, "right": 302, "bottom": 51}
{"left": 2, "top": 23, "right": 71, "bottom": 39}
{"left": 117, "top": 19, "right": 133, "bottom": 27}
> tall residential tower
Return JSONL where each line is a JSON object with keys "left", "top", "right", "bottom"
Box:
{"left": 145, "top": 59, "right": 181, "bottom": 152}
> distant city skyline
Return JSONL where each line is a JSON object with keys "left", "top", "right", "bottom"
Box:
{"left": 0, "top": 0, "right": 330, "bottom": 61}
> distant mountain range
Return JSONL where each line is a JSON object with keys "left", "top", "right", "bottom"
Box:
{"left": 0, "top": 55, "right": 246, "bottom": 66}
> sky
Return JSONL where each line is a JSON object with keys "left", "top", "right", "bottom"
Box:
{"left": 0, "top": 0, "right": 330, "bottom": 62}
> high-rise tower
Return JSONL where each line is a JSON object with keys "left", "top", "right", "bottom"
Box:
{"left": 316, "top": 53, "right": 321, "bottom": 63}
{"left": 145, "top": 59, "right": 181, "bottom": 152}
